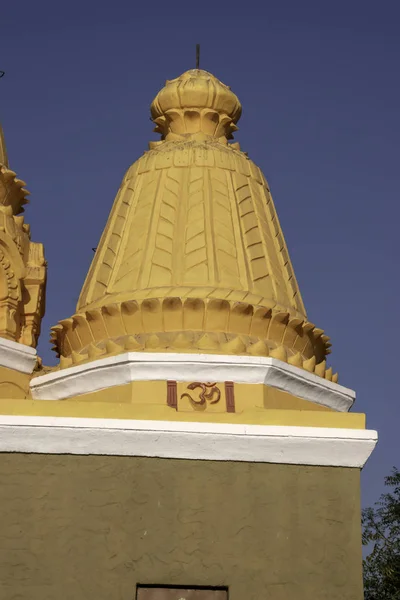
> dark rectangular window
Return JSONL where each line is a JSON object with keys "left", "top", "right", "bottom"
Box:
{"left": 137, "top": 586, "right": 228, "bottom": 600}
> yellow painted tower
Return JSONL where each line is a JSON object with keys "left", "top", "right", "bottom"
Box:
{"left": 50, "top": 69, "right": 333, "bottom": 381}
{"left": 0, "top": 69, "right": 377, "bottom": 600}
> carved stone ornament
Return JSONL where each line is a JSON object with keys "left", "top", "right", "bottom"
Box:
{"left": 0, "top": 126, "right": 46, "bottom": 348}
{"left": 180, "top": 382, "right": 221, "bottom": 407}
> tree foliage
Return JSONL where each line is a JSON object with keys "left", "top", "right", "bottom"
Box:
{"left": 362, "top": 467, "right": 400, "bottom": 599}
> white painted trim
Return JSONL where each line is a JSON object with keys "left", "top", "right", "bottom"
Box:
{"left": 31, "top": 352, "right": 355, "bottom": 411}
{"left": 0, "top": 415, "right": 377, "bottom": 468}
{"left": 0, "top": 337, "right": 37, "bottom": 374}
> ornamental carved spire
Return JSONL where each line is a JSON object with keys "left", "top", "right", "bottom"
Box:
{"left": 0, "top": 123, "right": 46, "bottom": 347}
{"left": 51, "top": 69, "right": 335, "bottom": 381}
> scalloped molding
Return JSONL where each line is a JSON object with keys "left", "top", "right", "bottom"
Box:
{"left": 51, "top": 297, "right": 331, "bottom": 373}
{"left": 0, "top": 415, "right": 377, "bottom": 468}
{"left": 31, "top": 352, "right": 355, "bottom": 411}
{"left": 0, "top": 337, "right": 37, "bottom": 374}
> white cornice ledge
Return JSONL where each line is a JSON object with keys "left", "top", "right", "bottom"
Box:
{"left": 0, "top": 337, "right": 37, "bottom": 374}
{"left": 31, "top": 353, "right": 355, "bottom": 411}
{"left": 0, "top": 416, "right": 377, "bottom": 468}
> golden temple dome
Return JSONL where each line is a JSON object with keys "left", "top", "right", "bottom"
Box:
{"left": 50, "top": 69, "right": 335, "bottom": 381}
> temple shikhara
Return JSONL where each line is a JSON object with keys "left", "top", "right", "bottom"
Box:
{"left": 0, "top": 69, "right": 377, "bottom": 600}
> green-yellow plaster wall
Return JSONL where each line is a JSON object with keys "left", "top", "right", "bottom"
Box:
{"left": 0, "top": 455, "right": 364, "bottom": 600}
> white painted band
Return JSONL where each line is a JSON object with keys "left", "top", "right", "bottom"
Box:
{"left": 0, "top": 415, "right": 376, "bottom": 468}
{"left": 31, "top": 352, "right": 355, "bottom": 411}
{"left": 0, "top": 337, "right": 37, "bottom": 374}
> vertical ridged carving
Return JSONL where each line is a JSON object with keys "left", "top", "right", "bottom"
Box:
{"left": 149, "top": 170, "right": 182, "bottom": 287}
{"left": 209, "top": 169, "right": 241, "bottom": 288}
{"left": 113, "top": 170, "right": 161, "bottom": 291}
{"left": 233, "top": 173, "right": 273, "bottom": 299}
{"left": 79, "top": 178, "right": 132, "bottom": 306}
{"left": 262, "top": 184, "right": 305, "bottom": 314}
{"left": 248, "top": 178, "right": 289, "bottom": 303}
{"left": 184, "top": 167, "right": 209, "bottom": 284}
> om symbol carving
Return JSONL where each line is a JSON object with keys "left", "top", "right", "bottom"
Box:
{"left": 180, "top": 382, "right": 221, "bottom": 407}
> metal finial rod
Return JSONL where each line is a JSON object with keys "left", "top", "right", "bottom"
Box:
{"left": 196, "top": 44, "right": 200, "bottom": 69}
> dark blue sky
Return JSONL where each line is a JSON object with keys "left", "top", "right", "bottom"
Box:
{"left": 1, "top": 1, "right": 398, "bottom": 507}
